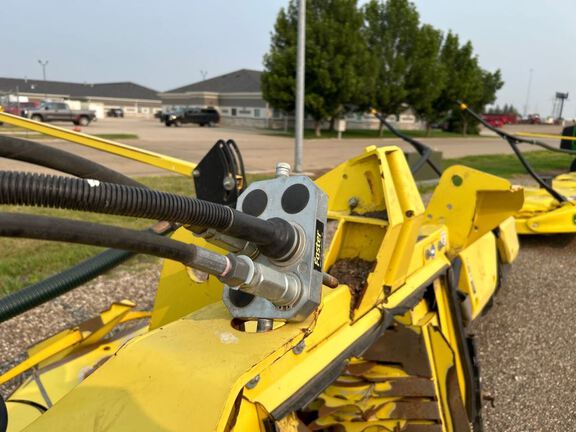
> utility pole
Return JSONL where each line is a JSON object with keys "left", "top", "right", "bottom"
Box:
{"left": 294, "top": 0, "right": 306, "bottom": 173}
{"left": 38, "top": 59, "right": 49, "bottom": 81}
{"left": 523, "top": 68, "right": 533, "bottom": 117}
{"left": 38, "top": 59, "right": 49, "bottom": 100}
{"left": 200, "top": 70, "right": 207, "bottom": 81}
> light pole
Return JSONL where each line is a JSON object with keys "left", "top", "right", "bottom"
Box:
{"left": 200, "top": 70, "right": 207, "bottom": 81}
{"left": 523, "top": 68, "right": 533, "bottom": 118}
{"left": 38, "top": 59, "right": 49, "bottom": 81}
{"left": 294, "top": 0, "right": 306, "bottom": 173}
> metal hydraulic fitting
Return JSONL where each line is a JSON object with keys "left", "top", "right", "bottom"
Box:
{"left": 222, "top": 165, "right": 328, "bottom": 321}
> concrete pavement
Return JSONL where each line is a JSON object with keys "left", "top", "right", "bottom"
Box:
{"left": 0, "top": 118, "right": 566, "bottom": 176}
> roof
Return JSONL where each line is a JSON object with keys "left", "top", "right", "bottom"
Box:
{"left": 0, "top": 77, "right": 160, "bottom": 101}
{"left": 165, "top": 69, "right": 262, "bottom": 94}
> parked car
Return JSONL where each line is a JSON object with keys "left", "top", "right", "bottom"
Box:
{"left": 106, "top": 108, "right": 124, "bottom": 118}
{"left": 164, "top": 107, "right": 220, "bottom": 127}
{"left": 2, "top": 101, "right": 39, "bottom": 115}
{"left": 23, "top": 102, "right": 96, "bottom": 126}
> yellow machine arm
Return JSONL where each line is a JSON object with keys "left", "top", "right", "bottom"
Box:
{"left": 0, "top": 111, "right": 196, "bottom": 176}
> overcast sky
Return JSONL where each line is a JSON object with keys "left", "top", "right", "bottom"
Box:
{"left": 2, "top": 0, "right": 575, "bottom": 117}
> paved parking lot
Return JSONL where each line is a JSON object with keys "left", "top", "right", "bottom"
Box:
{"left": 0, "top": 118, "right": 565, "bottom": 176}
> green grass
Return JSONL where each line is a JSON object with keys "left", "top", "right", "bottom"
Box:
{"left": 265, "top": 128, "right": 471, "bottom": 140}
{"left": 443, "top": 151, "right": 573, "bottom": 178}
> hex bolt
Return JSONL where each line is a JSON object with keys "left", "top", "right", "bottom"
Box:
{"left": 425, "top": 245, "right": 436, "bottom": 260}
{"left": 348, "top": 197, "right": 359, "bottom": 210}
{"left": 245, "top": 375, "right": 260, "bottom": 389}
{"left": 275, "top": 162, "right": 291, "bottom": 177}
{"left": 292, "top": 340, "right": 306, "bottom": 355}
{"left": 222, "top": 174, "right": 236, "bottom": 191}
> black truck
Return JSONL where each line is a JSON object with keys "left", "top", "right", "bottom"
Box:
{"left": 164, "top": 107, "right": 220, "bottom": 127}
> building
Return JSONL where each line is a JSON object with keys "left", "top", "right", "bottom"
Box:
{"left": 0, "top": 77, "right": 161, "bottom": 118}
{"left": 161, "top": 69, "right": 273, "bottom": 128}
{"left": 161, "top": 69, "right": 423, "bottom": 131}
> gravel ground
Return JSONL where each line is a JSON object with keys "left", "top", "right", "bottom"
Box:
{"left": 1, "top": 236, "right": 575, "bottom": 430}
{"left": 0, "top": 259, "right": 161, "bottom": 396}
{"left": 474, "top": 234, "right": 576, "bottom": 431}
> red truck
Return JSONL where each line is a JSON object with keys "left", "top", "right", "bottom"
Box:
{"left": 481, "top": 113, "right": 518, "bottom": 128}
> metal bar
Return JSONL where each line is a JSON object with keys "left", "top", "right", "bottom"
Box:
{"left": 294, "top": 0, "right": 306, "bottom": 173}
{"left": 516, "top": 131, "right": 576, "bottom": 141}
{"left": 0, "top": 111, "right": 196, "bottom": 177}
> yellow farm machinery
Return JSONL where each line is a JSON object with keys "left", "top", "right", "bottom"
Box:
{"left": 0, "top": 111, "right": 523, "bottom": 431}
{"left": 460, "top": 104, "right": 576, "bottom": 235}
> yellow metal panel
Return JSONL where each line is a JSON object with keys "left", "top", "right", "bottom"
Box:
{"left": 6, "top": 403, "right": 42, "bottom": 432}
{"left": 496, "top": 216, "right": 520, "bottom": 263}
{"left": 517, "top": 204, "right": 576, "bottom": 234}
{"left": 432, "top": 279, "right": 467, "bottom": 405}
{"left": 0, "top": 111, "right": 196, "bottom": 177}
{"left": 426, "top": 166, "right": 523, "bottom": 254}
{"left": 422, "top": 323, "right": 468, "bottom": 432}
{"left": 457, "top": 233, "right": 498, "bottom": 320}
{"left": 149, "top": 227, "right": 225, "bottom": 329}
{"left": 382, "top": 149, "right": 426, "bottom": 288}
{"left": 7, "top": 326, "right": 148, "bottom": 419}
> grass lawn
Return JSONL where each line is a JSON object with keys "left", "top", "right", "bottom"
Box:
{"left": 443, "top": 151, "right": 573, "bottom": 178}
{"left": 0, "top": 151, "right": 571, "bottom": 294}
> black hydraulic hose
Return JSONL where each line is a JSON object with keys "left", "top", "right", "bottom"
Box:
{"left": 0, "top": 212, "right": 228, "bottom": 276}
{"left": 372, "top": 110, "right": 442, "bottom": 177}
{"left": 0, "top": 135, "right": 144, "bottom": 188}
{"left": 0, "top": 172, "right": 295, "bottom": 259}
{"left": 0, "top": 221, "right": 174, "bottom": 323}
{"left": 458, "top": 102, "right": 568, "bottom": 203}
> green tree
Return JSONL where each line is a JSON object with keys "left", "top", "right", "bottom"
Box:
{"left": 262, "top": 0, "right": 368, "bottom": 136}
{"left": 405, "top": 24, "right": 446, "bottom": 134}
{"left": 433, "top": 32, "right": 503, "bottom": 134}
{"left": 363, "top": 0, "right": 420, "bottom": 134}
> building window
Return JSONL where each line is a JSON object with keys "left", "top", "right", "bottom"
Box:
{"left": 231, "top": 108, "right": 237, "bottom": 116}
{"left": 221, "top": 108, "right": 229, "bottom": 114}
{"left": 140, "top": 107, "right": 150, "bottom": 114}
{"left": 272, "top": 109, "right": 282, "bottom": 119}
{"left": 254, "top": 109, "right": 261, "bottom": 118}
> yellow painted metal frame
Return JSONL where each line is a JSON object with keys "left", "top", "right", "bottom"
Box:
{"left": 0, "top": 111, "right": 196, "bottom": 176}
{"left": 1, "top": 145, "right": 523, "bottom": 431}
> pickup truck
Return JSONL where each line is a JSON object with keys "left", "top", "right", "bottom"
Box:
{"left": 24, "top": 102, "right": 96, "bottom": 126}
{"left": 164, "top": 107, "right": 220, "bottom": 127}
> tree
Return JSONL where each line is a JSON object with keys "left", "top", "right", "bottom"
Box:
{"left": 262, "top": 0, "right": 368, "bottom": 136}
{"left": 432, "top": 32, "right": 503, "bottom": 134}
{"left": 363, "top": 0, "right": 420, "bottom": 134}
{"left": 405, "top": 24, "right": 445, "bottom": 134}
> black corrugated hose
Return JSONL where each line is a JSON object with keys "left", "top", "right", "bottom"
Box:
{"left": 0, "top": 171, "right": 295, "bottom": 259}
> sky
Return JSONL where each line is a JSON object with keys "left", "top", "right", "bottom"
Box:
{"left": 2, "top": 0, "right": 575, "bottom": 117}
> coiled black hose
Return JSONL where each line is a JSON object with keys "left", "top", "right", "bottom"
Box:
{"left": 0, "top": 135, "right": 144, "bottom": 188}
{"left": 0, "top": 171, "right": 295, "bottom": 258}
